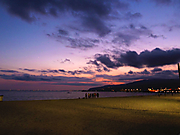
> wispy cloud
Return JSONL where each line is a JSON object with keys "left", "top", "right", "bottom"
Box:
{"left": 19, "top": 68, "right": 94, "bottom": 75}
{"left": 60, "top": 58, "right": 71, "bottom": 64}
{"left": 47, "top": 32, "right": 99, "bottom": 50}
{"left": 112, "top": 24, "right": 152, "bottom": 46}
{"left": 149, "top": 34, "right": 165, "bottom": 39}
{"left": 0, "top": 70, "right": 19, "bottom": 73}
{"left": 0, "top": 73, "right": 98, "bottom": 86}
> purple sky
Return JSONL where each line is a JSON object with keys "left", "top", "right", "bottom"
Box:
{"left": 0, "top": 0, "right": 180, "bottom": 90}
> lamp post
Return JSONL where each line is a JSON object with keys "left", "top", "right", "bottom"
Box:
{"left": 178, "top": 63, "right": 180, "bottom": 93}
{"left": 178, "top": 63, "right": 180, "bottom": 79}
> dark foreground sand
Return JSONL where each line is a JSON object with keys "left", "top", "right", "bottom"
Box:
{"left": 0, "top": 94, "right": 180, "bottom": 135}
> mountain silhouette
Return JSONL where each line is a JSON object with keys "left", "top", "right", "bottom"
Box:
{"left": 88, "top": 79, "right": 180, "bottom": 92}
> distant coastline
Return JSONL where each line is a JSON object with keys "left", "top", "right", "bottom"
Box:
{"left": 88, "top": 79, "right": 180, "bottom": 92}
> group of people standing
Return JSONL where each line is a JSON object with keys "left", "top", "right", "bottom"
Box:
{"left": 85, "top": 93, "right": 99, "bottom": 99}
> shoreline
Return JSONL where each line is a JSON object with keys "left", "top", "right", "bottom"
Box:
{"left": 1, "top": 92, "right": 179, "bottom": 102}
{"left": 0, "top": 91, "right": 158, "bottom": 101}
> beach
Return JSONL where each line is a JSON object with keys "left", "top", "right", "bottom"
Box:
{"left": 0, "top": 94, "right": 180, "bottom": 135}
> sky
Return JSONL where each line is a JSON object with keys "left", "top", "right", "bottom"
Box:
{"left": 0, "top": 0, "right": 180, "bottom": 90}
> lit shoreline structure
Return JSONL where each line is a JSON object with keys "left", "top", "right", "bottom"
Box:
{"left": 148, "top": 63, "right": 180, "bottom": 93}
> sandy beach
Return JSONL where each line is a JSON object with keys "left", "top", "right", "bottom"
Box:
{"left": 0, "top": 94, "right": 180, "bottom": 135}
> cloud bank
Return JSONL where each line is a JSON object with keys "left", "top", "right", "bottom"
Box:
{"left": 89, "top": 48, "right": 180, "bottom": 69}
{"left": 0, "top": 73, "right": 99, "bottom": 86}
{"left": 0, "top": 0, "right": 129, "bottom": 37}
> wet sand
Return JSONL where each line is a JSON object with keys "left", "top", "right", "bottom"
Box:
{"left": 0, "top": 94, "right": 180, "bottom": 135}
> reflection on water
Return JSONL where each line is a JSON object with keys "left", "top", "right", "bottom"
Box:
{"left": 0, "top": 90, "right": 156, "bottom": 101}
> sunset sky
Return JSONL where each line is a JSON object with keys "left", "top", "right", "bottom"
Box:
{"left": 0, "top": 0, "right": 180, "bottom": 90}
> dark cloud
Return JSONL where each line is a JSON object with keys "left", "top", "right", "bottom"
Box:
{"left": 60, "top": 58, "right": 71, "bottom": 63}
{"left": 124, "top": 12, "right": 142, "bottom": 20}
{"left": 128, "top": 70, "right": 134, "bottom": 74}
{"left": 127, "top": 69, "right": 151, "bottom": 75}
{"left": 39, "top": 70, "right": 48, "bottom": 73}
{"left": 82, "top": 15, "right": 111, "bottom": 37}
{"left": 58, "top": 29, "right": 69, "bottom": 35}
{"left": 94, "top": 54, "right": 111, "bottom": 67}
{"left": 128, "top": 69, "right": 156, "bottom": 75}
{"left": 149, "top": 34, "right": 165, "bottom": 39}
{"left": 151, "top": 68, "right": 162, "bottom": 72}
{"left": 172, "top": 70, "right": 178, "bottom": 73}
{"left": 49, "top": 7, "right": 58, "bottom": 16}
{"left": 0, "top": 73, "right": 96, "bottom": 85}
{"left": 67, "top": 70, "right": 94, "bottom": 75}
{"left": 0, "top": 0, "right": 111, "bottom": 21}
{"left": 112, "top": 24, "right": 151, "bottom": 46}
{"left": 168, "top": 25, "right": 180, "bottom": 32}
{"left": 88, "top": 53, "right": 122, "bottom": 69}
{"left": 0, "top": 74, "right": 54, "bottom": 82}
{"left": 47, "top": 30, "right": 100, "bottom": 50}
{"left": 22, "top": 69, "right": 59, "bottom": 74}
{"left": 59, "top": 69, "right": 66, "bottom": 72}
{"left": 64, "top": 58, "right": 70, "bottom": 62}
{"left": 96, "top": 68, "right": 103, "bottom": 72}
{"left": 139, "top": 69, "right": 150, "bottom": 74}
{"left": 51, "top": 82, "right": 100, "bottom": 86}
{"left": 96, "top": 69, "right": 178, "bottom": 84}
{"left": 67, "top": 71, "right": 77, "bottom": 75}
{"left": 122, "top": 70, "right": 178, "bottom": 81}
{"left": 19, "top": 68, "right": 40, "bottom": 72}
{"left": 95, "top": 54, "right": 122, "bottom": 68}
{"left": 19, "top": 67, "right": 94, "bottom": 75}
{"left": 117, "top": 48, "right": 180, "bottom": 68}
{"left": 153, "top": 70, "right": 178, "bottom": 79}
{"left": 48, "top": 70, "right": 59, "bottom": 73}
{"left": 87, "top": 60, "right": 100, "bottom": 67}
{"left": 112, "top": 33, "right": 139, "bottom": 46}
{"left": 67, "top": 38, "right": 98, "bottom": 50}
{"left": 0, "top": 70, "right": 19, "bottom": 73}
{"left": 155, "top": 24, "right": 180, "bottom": 32}
{"left": 96, "top": 74, "right": 117, "bottom": 79}
{"left": 24, "top": 68, "right": 36, "bottom": 72}
{"left": 129, "top": 69, "right": 178, "bottom": 78}
{"left": 114, "top": 1, "right": 129, "bottom": 9}
{"left": 89, "top": 48, "right": 180, "bottom": 69}
{"left": 103, "top": 67, "right": 110, "bottom": 72}
{"left": 39, "top": 68, "right": 95, "bottom": 75}
{"left": 155, "top": 70, "right": 173, "bottom": 75}
{"left": 149, "top": 34, "right": 158, "bottom": 38}
{"left": 87, "top": 60, "right": 111, "bottom": 72}
{"left": 134, "top": 0, "right": 141, "bottom": 1}
{"left": 0, "top": 0, "right": 129, "bottom": 37}
{"left": 152, "top": 0, "right": 172, "bottom": 5}
{"left": 117, "top": 51, "right": 140, "bottom": 68}
{"left": 140, "top": 25, "right": 148, "bottom": 30}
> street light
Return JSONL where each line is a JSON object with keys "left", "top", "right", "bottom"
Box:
{"left": 178, "top": 63, "right": 180, "bottom": 79}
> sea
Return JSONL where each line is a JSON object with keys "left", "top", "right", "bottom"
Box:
{"left": 0, "top": 90, "right": 157, "bottom": 101}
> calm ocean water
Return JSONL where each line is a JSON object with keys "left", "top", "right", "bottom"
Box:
{"left": 0, "top": 90, "right": 157, "bottom": 101}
